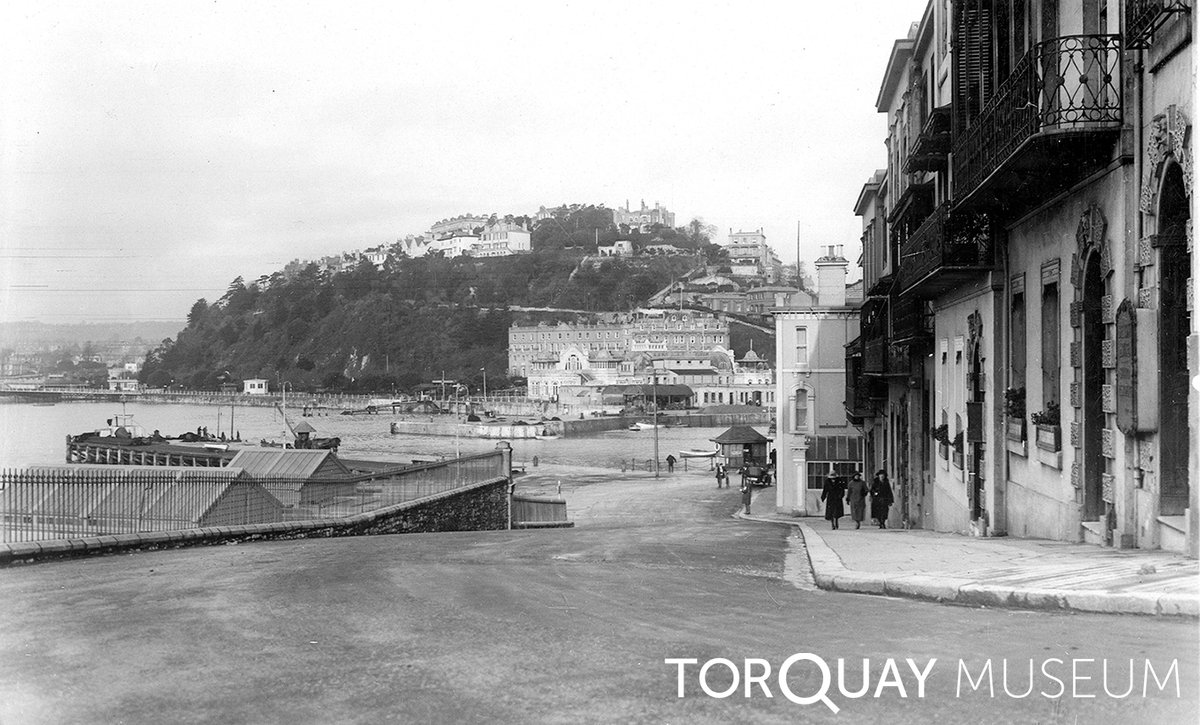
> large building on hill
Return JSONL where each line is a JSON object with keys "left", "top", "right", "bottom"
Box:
{"left": 725, "top": 228, "right": 783, "bottom": 283}
{"left": 614, "top": 200, "right": 675, "bottom": 231}
{"left": 429, "top": 215, "right": 488, "bottom": 237}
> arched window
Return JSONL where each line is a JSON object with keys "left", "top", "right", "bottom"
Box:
{"left": 794, "top": 388, "right": 810, "bottom": 432}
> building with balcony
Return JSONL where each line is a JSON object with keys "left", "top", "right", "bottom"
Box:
{"left": 774, "top": 248, "right": 863, "bottom": 516}
{"left": 851, "top": 0, "right": 1194, "bottom": 556}
{"left": 725, "top": 229, "right": 784, "bottom": 282}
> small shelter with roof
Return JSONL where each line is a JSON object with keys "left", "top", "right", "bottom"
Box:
{"left": 227, "top": 449, "right": 354, "bottom": 508}
{"left": 710, "top": 426, "right": 772, "bottom": 469}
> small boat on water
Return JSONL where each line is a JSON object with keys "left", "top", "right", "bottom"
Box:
{"left": 679, "top": 449, "right": 717, "bottom": 458}
{"left": 629, "top": 421, "right": 663, "bottom": 431}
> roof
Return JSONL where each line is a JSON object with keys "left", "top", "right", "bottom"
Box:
{"left": 710, "top": 425, "right": 772, "bottom": 444}
{"left": 227, "top": 449, "right": 352, "bottom": 479}
{"left": 875, "top": 37, "right": 915, "bottom": 111}
{"left": 621, "top": 384, "right": 694, "bottom": 397}
{"left": 0, "top": 466, "right": 281, "bottom": 526}
{"left": 293, "top": 421, "right": 316, "bottom": 434}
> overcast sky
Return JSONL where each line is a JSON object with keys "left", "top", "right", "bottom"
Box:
{"left": 1, "top": 1, "right": 926, "bottom": 324}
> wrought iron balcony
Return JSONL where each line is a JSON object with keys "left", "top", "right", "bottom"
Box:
{"left": 845, "top": 340, "right": 886, "bottom": 422}
{"left": 951, "top": 34, "right": 1122, "bottom": 212}
{"left": 890, "top": 293, "right": 931, "bottom": 347}
{"left": 1126, "top": 1, "right": 1191, "bottom": 49}
{"left": 898, "top": 203, "right": 993, "bottom": 298}
{"left": 863, "top": 335, "right": 887, "bottom": 375}
{"left": 905, "top": 105, "right": 951, "bottom": 173}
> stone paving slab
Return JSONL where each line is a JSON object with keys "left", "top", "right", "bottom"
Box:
{"left": 737, "top": 502, "right": 1200, "bottom": 617}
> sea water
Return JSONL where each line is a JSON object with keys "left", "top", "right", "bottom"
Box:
{"left": 0, "top": 400, "right": 737, "bottom": 471}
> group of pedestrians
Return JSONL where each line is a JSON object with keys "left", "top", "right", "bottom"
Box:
{"left": 820, "top": 470, "right": 894, "bottom": 530}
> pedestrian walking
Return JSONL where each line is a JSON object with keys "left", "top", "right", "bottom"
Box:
{"left": 666, "top": 454, "right": 677, "bottom": 473}
{"left": 870, "top": 469, "right": 894, "bottom": 529}
{"left": 820, "top": 475, "right": 847, "bottom": 529}
{"left": 846, "top": 472, "right": 868, "bottom": 529}
{"left": 740, "top": 478, "right": 752, "bottom": 514}
{"left": 715, "top": 463, "right": 727, "bottom": 488}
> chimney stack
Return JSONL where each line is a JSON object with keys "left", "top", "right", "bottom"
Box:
{"left": 815, "top": 245, "right": 849, "bottom": 307}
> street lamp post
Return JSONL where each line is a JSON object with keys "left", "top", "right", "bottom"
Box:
{"left": 652, "top": 366, "right": 660, "bottom": 479}
{"left": 481, "top": 367, "right": 487, "bottom": 400}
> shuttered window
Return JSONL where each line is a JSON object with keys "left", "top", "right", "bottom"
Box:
{"left": 1041, "top": 282, "right": 1059, "bottom": 408}
{"left": 953, "top": 0, "right": 995, "bottom": 133}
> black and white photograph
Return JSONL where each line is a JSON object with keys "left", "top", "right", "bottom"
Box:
{"left": 0, "top": 1, "right": 1196, "bottom": 722}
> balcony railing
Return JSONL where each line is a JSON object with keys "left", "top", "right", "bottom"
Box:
{"left": 891, "top": 293, "right": 930, "bottom": 346}
{"left": 1126, "top": 1, "right": 1191, "bottom": 49}
{"left": 905, "top": 105, "right": 952, "bottom": 173}
{"left": 952, "top": 34, "right": 1122, "bottom": 203}
{"left": 864, "top": 336, "right": 887, "bottom": 375}
{"left": 898, "top": 203, "right": 993, "bottom": 297}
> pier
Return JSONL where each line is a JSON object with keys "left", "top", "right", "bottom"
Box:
{"left": 65, "top": 438, "right": 234, "bottom": 467}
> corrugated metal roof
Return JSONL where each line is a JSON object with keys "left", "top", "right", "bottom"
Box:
{"left": 227, "top": 449, "right": 351, "bottom": 479}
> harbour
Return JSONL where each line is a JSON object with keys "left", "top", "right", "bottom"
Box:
{"left": 0, "top": 400, "right": 757, "bottom": 472}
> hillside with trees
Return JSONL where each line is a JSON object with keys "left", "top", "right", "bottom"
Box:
{"left": 141, "top": 207, "right": 718, "bottom": 394}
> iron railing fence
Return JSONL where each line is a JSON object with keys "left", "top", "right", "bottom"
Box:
{"left": 1126, "top": 1, "right": 1191, "bottom": 49}
{"left": 0, "top": 451, "right": 507, "bottom": 543}
{"left": 891, "top": 294, "right": 931, "bottom": 345}
{"left": 952, "top": 34, "right": 1122, "bottom": 200}
{"left": 899, "top": 203, "right": 993, "bottom": 292}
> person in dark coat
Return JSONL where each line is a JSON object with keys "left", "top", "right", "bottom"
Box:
{"left": 666, "top": 454, "right": 677, "bottom": 473}
{"left": 820, "top": 475, "right": 847, "bottom": 529}
{"left": 715, "top": 463, "right": 727, "bottom": 488}
{"left": 740, "top": 478, "right": 752, "bottom": 514}
{"left": 845, "top": 472, "right": 869, "bottom": 529}
{"left": 870, "top": 470, "right": 894, "bottom": 528}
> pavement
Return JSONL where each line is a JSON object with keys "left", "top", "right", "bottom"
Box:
{"left": 737, "top": 486, "right": 1200, "bottom": 617}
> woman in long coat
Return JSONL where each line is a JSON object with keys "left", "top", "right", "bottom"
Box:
{"left": 820, "top": 475, "right": 847, "bottom": 529}
{"left": 870, "top": 470, "right": 894, "bottom": 529}
{"left": 845, "top": 472, "right": 869, "bottom": 529}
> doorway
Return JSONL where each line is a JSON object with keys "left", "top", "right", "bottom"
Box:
{"left": 1158, "top": 162, "right": 1191, "bottom": 515}
{"left": 1081, "top": 252, "right": 1105, "bottom": 521}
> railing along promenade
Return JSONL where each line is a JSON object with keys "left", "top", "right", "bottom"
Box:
{"left": 0, "top": 451, "right": 508, "bottom": 544}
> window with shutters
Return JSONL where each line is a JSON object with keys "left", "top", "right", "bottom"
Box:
{"left": 1041, "top": 282, "right": 1059, "bottom": 408}
{"left": 953, "top": 0, "right": 995, "bottom": 134}
{"left": 1010, "top": 290, "right": 1026, "bottom": 389}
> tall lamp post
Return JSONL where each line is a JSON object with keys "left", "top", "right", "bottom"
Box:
{"left": 480, "top": 367, "right": 487, "bottom": 400}
{"left": 652, "top": 365, "right": 660, "bottom": 479}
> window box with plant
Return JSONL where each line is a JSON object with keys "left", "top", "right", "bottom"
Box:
{"left": 1004, "top": 387, "right": 1026, "bottom": 441}
{"left": 951, "top": 430, "right": 964, "bottom": 469}
{"left": 1031, "top": 401, "right": 1061, "bottom": 452}
{"left": 931, "top": 423, "right": 950, "bottom": 460}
